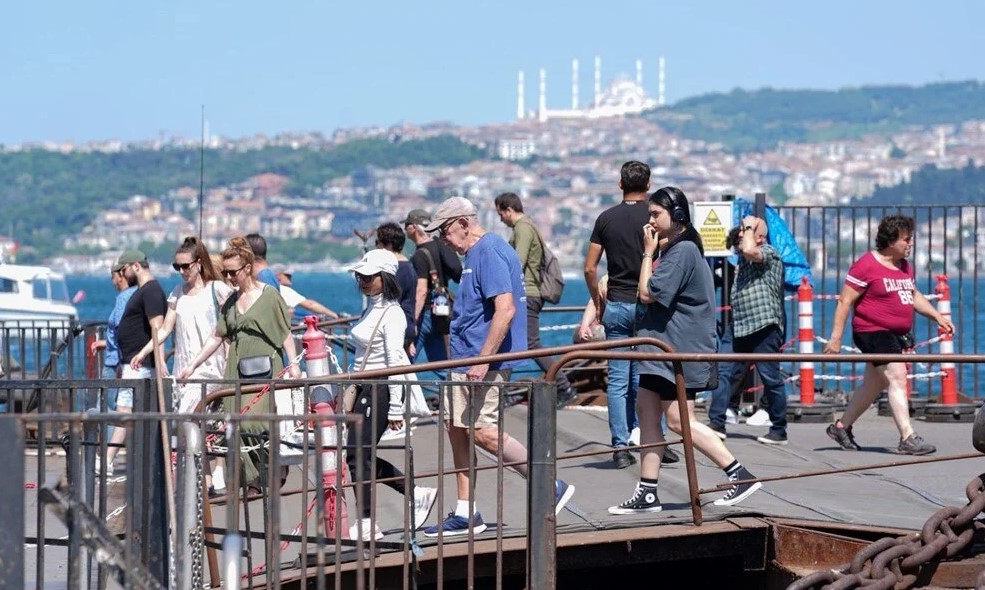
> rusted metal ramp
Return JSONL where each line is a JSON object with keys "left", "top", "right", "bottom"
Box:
{"left": 262, "top": 400, "right": 985, "bottom": 589}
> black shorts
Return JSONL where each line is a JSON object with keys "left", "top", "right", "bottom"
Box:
{"left": 639, "top": 374, "right": 703, "bottom": 401}
{"left": 852, "top": 331, "right": 912, "bottom": 367}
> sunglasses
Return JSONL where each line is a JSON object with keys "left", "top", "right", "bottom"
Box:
{"left": 438, "top": 217, "right": 463, "bottom": 237}
{"left": 222, "top": 265, "right": 246, "bottom": 279}
{"left": 172, "top": 260, "right": 197, "bottom": 272}
{"left": 355, "top": 272, "right": 378, "bottom": 283}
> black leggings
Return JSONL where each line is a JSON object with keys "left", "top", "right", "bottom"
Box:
{"left": 345, "top": 383, "right": 407, "bottom": 518}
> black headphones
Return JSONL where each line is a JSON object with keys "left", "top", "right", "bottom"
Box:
{"left": 664, "top": 188, "right": 689, "bottom": 224}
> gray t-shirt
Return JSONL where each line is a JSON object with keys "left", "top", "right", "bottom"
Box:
{"left": 637, "top": 240, "right": 717, "bottom": 388}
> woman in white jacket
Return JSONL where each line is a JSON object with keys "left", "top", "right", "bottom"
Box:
{"left": 346, "top": 248, "right": 437, "bottom": 540}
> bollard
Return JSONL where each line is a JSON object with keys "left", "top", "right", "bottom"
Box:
{"left": 797, "top": 277, "right": 815, "bottom": 404}
{"left": 787, "top": 277, "right": 833, "bottom": 423}
{"left": 301, "top": 316, "right": 350, "bottom": 537}
{"left": 925, "top": 275, "right": 976, "bottom": 423}
{"left": 934, "top": 274, "right": 958, "bottom": 405}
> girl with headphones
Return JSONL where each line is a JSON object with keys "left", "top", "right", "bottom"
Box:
{"left": 608, "top": 186, "right": 762, "bottom": 514}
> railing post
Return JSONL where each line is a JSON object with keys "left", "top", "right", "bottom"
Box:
{"left": 527, "top": 380, "right": 557, "bottom": 590}
{"left": 0, "top": 415, "right": 25, "bottom": 588}
{"left": 177, "top": 422, "right": 204, "bottom": 590}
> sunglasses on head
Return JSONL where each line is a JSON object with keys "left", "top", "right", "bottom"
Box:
{"left": 222, "top": 265, "right": 246, "bottom": 279}
{"left": 172, "top": 259, "right": 197, "bottom": 272}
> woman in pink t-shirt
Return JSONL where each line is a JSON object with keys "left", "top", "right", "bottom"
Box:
{"left": 822, "top": 215, "right": 954, "bottom": 455}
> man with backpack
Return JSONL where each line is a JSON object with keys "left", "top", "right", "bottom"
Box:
{"left": 403, "top": 208, "right": 462, "bottom": 372}
{"left": 495, "top": 193, "right": 576, "bottom": 407}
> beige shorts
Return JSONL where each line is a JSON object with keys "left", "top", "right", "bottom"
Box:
{"left": 444, "top": 370, "right": 510, "bottom": 429}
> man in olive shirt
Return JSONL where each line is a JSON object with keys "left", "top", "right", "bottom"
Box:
{"left": 495, "top": 192, "right": 575, "bottom": 406}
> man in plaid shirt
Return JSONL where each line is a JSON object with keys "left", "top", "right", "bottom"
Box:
{"left": 725, "top": 215, "right": 788, "bottom": 445}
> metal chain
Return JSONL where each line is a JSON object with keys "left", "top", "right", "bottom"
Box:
{"left": 190, "top": 451, "right": 205, "bottom": 589}
{"left": 788, "top": 473, "right": 985, "bottom": 590}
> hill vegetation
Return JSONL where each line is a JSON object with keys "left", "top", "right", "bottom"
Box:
{"left": 857, "top": 160, "right": 985, "bottom": 206}
{"left": 650, "top": 81, "right": 985, "bottom": 152}
{"left": 0, "top": 135, "right": 483, "bottom": 261}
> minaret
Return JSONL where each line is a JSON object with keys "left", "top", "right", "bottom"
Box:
{"left": 658, "top": 56, "right": 666, "bottom": 107}
{"left": 517, "top": 70, "right": 525, "bottom": 120}
{"left": 938, "top": 127, "right": 947, "bottom": 160}
{"left": 571, "top": 58, "right": 579, "bottom": 110}
{"left": 594, "top": 56, "right": 602, "bottom": 108}
{"left": 538, "top": 68, "right": 547, "bottom": 122}
{"left": 636, "top": 58, "right": 643, "bottom": 88}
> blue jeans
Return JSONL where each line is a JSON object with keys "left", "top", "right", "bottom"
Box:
{"left": 412, "top": 309, "right": 449, "bottom": 380}
{"left": 708, "top": 326, "right": 739, "bottom": 428}
{"left": 729, "top": 325, "right": 788, "bottom": 437}
{"left": 602, "top": 301, "right": 639, "bottom": 448}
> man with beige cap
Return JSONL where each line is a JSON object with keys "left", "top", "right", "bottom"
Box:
{"left": 421, "top": 197, "right": 574, "bottom": 538}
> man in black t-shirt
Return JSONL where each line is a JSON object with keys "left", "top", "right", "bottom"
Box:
{"left": 584, "top": 161, "right": 651, "bottom": 469}
{"left": 103, "top": 249, "right": 167, "bottom": 474}
{"left": 403, "top": 208, "right": 462, "bottom": 367}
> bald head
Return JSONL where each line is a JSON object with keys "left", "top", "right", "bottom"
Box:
{"left": 742, "top": 215, "right": 768, "bottom": 241}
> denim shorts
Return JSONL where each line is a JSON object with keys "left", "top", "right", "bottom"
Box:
{"left": 117, "top": 365, "right": 153, "bottom": 409}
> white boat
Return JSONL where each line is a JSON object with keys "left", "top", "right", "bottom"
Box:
{"left": 0, "top": 263, "right": 78, "bottom": 325}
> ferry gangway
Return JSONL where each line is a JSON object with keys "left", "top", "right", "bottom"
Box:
{"left": 5, "top": 339, "right": 985, "bottom": 589}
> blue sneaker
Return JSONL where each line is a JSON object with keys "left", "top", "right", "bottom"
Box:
{"left": 423, "top": 512, "right": 487, "bottom": 538}
{"left": 555, "top": 480, "right": 575, "bottom": 515}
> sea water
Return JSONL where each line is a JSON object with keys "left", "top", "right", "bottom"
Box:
{"left": 60, "top": 273, "right": 985, "bottom": 397}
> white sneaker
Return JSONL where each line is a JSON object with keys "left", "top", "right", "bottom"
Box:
{"left": 725, "top": 408, "right": 739, "bottom": 425}
{"left": 94, "top": 457, "right": 114, "bottom": 478}
{"left": 413, "top": 486, "right": 438, "bottom": 529}
{"left": 380, "top": 425, "right": 409, "bottom": 442}
{"left": 746, "top": 409, "right": 773, "bottom": 427}
{"left": 628, "top": 427, "right": 641, "bottom": 446}
{"left": 348, "top": 518, "right": 383, "bottom": 541}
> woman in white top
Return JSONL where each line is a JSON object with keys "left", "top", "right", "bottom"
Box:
{"left": 136, "top": 237, "right": 234, "bottom": 413}
{"left": 345, "top": 248, "right": 437, "bottom": 540}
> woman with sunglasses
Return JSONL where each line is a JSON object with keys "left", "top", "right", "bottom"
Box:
{"left": 133, "top": 237, "right": 233, "bottom": 414}
{"left": 345, "top": 248, "right": 437, "bottom": 541}
{"left": 178, "top": 236, "right": 301, "bottom": 487}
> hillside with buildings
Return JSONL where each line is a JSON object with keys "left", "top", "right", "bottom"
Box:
{"left": 2, "top": 81, "right": 985, "bottom": 273}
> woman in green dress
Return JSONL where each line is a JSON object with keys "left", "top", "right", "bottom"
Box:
{"left": 179, "top": 236, "right": 301, "bottom": 486}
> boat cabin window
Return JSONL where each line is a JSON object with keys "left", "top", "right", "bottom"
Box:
{"left": 0, "top": 278, "right": 16, "bottom": 293}
{"left": 50, "top": 278, "right": 70, "bottom": 302}
{"left": 33, "top": 278, "right": 49, "bottom": 300}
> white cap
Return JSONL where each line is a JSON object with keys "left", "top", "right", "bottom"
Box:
{"left": 346, "top": 248, "right": 398, "bottom": 276}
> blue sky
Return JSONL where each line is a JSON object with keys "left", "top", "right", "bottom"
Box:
{"left": 3, "top": 0, "right": 983, "bottom": 144}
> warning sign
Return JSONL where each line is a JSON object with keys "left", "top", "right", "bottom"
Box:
{"left": 693, "top": 201, "right": 734, "bottom": 257}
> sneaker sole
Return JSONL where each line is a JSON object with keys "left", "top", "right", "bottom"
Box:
{"left": 712, "top": 431, "right": 727, "bottom": 441}
{"left": 555, "top": 484, "right": 575, "bottom": 515}
{"left": 608, "top": 505, "right": 662, "bottom": 515}
{"left": 895, "top": 448, "right": 936, "bottom": 456}
{"left": 423, "top": 523, "right": 487, "bottom": 538}
{"left": 756, "top": 437, "right": 788, "bottom": 446}
{"left": 713, "top": 482, "right": 763, "bottom": 507}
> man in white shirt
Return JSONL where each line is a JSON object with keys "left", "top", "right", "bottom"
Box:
{"left": 273, "top": 265, "right": 339, "bottom": 321}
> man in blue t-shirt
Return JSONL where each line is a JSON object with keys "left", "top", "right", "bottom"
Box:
{"left": 420, "top": 197, "right": 574, "bottom": 538}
